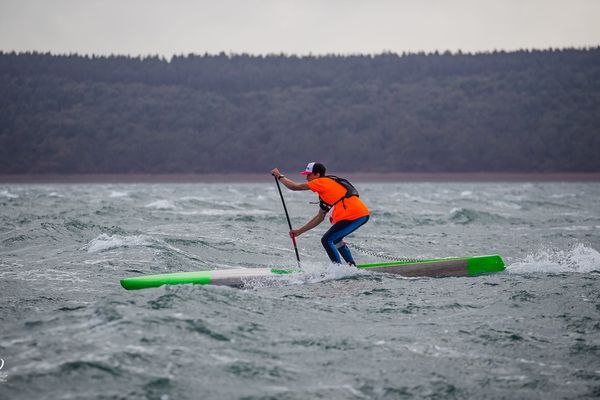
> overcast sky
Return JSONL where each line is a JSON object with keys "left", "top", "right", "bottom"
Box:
{"left": 1, "top": 0, "right": 599, "bottom": 57}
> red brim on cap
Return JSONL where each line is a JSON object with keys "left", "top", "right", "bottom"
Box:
{"left": 299, "top": 171, "right": 310, "bottom": 175}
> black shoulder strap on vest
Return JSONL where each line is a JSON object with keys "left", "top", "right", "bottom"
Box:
{"left": 327, "top": 175, "right": 359, "bottom": 199}
{"left": 318, "top": 175, "right": 359, "bottom": 211}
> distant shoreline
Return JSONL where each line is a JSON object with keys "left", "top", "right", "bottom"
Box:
{"left": 1, "top": 173, "right": 600, "bottom": 183}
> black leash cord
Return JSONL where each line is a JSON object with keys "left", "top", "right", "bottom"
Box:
{"left": 347, "top": 242, "right": 421, "bottom": 263}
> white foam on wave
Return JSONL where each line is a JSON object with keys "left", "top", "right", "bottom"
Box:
{"left": 0, "top": 189, "right": 19, "bottom": 199}
{"left": 145, "top": 200, "right": 176, "bottom": 210}
{"left": 195, "top": 209, "right": 271, "bottom": 216}
{"left": 490, "top": 200, "right": 522, "bottom": 210}
{"left": 287, "top": 261, "right": 366, "bottom": 285}
{"left": 549, "top": 226, "right": 593, "bottom": 232}
{"left": 401, "top": 193, "right": 439, "bottom": 204}
{"left": 241, "top": 261, "right": 367, "bottom": 289}
{"left": 178, "top": 196, "right": 205, "bottom": 201}
{"left": 109, "top": 191, "right": 128, "bottom": 198}
{"left": 84, "top": 233, "right": 153, "bottom": 253}
{"left": 507, "top": 243, "right": 600, "bottom": 274}
{"left": 449, "top": 207, "right": 462, "bottom": 216}
{"left": 550, "top": 193, "right": 577, "bottom": 199}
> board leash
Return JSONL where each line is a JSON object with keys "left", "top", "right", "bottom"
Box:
{"left": 347, "top": 242, "right": 422, "bottom": 263}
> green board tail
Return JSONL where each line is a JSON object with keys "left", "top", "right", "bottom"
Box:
{"left": 356, "top": 254, "right": 505, "bottom": 277}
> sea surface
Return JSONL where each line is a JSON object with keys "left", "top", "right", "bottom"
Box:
{"left": 1, "top": 181, "right": 599, "bottom": 399}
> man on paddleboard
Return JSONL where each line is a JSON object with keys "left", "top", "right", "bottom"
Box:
{"left": 271, "top": 162, "right": 369, "bottom": 265}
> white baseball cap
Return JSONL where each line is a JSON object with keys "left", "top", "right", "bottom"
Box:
{"left": 299, "top": 162, "right": 325, "bottom": 175}
{"left": 300, "top": 162, "right": 316, "bottom": 175}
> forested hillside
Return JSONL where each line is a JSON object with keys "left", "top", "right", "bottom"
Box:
{"left": 1, "top": 48, "right": 599, "bottom": 173}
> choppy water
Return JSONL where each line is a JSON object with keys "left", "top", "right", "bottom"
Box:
{"left": 1, "top": 182, "right": 599, "bottom": 399}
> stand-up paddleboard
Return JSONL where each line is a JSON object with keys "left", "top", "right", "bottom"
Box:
{"left": 120, "top": 254, "right": 504, "bottom": 290}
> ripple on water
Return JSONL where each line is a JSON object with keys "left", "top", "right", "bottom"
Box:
{"left": 224, "top": 360, "right": 292, "bottom": 380}
{"left": 449, "top": 207, "right": 511, "bottom": 225}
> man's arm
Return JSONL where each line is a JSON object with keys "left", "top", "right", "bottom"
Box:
{"left": 271, "top": 168, "right": 309, "bottom": 191}
{"left": 291, "top": 210, "right": 326, "bottom": 237}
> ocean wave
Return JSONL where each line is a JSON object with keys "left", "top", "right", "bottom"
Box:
{"left": 507, "top": 243, "right": 600, "bottom": 274}
{"left": 489, "top": 200, "right": 522, "bottom": 210}
{"left": 550, "top": 193, "right": 578, "bottom": 199}
{"left": 548, "top": 225, "right": 593, "bottom": 232}
{"left": 0, "top": 189, "right": 19, "bottom": 199}
{"left": 175, "top": 197, "right": 272, "bottom": 216}
{"left": 302, "top": 262, "right": 366, "bottom": 282}
{"left": 144, "top": 200, "right": 176, "bottom": 210}
{"left": 109, "top": 191, "right": 129, "bottom": 198}
{"left": 193, "top": 209, "right": 271, "bottom": 216}
{"left": 244, "top": 262, "right": 367, "bottom": 289}
{"left": 400, "top": 193, "right": 441, "bottom": 205}
{"left": 84, "top": 234, "right": 153, "bottom": 253}
{"left": 177, "top": 197, "right": 238, "bottom": 208}
{"left": 519, "top": 199, "right": 576, "bottom": 210}
{"left": 449, "top": 207, "right": 509, "bottom": 225}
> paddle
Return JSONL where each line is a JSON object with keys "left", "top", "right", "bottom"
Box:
{"left": 274, "top": 176, "right": 301, "bottom": 268}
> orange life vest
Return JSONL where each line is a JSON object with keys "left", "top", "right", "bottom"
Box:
{"left": 307, "top": 177, "right": 369, "bottom": 224}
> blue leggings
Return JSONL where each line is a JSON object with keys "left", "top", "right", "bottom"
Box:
{"left": 321, "top": 215, "right": 369, "bottom": 264}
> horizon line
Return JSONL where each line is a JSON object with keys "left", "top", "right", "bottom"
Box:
{"left": 2, "top": 172, "right": 600, "bottom": 184}
{"left": 2, "top": 45, "right": 599, "bottom": 61}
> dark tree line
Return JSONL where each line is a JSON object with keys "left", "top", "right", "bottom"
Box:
{"left": 1, "top": 48, "right": 599, "bottom": 173}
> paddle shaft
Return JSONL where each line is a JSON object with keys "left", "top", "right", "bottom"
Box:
{"left": 274, "top": 176, "right": 301, "bottom": 267}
